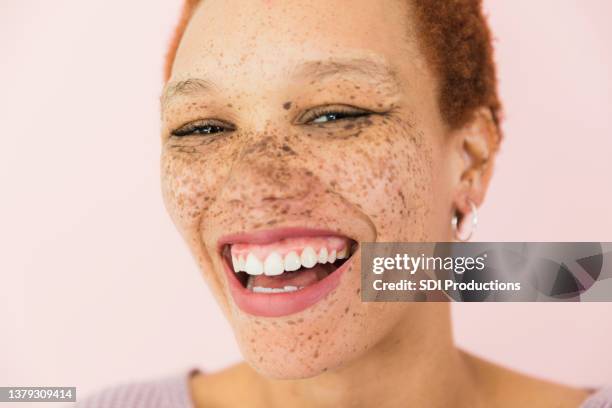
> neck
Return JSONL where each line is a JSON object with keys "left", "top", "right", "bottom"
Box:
{"left": 258, "top": 304, "right": 483, "bottom": 408}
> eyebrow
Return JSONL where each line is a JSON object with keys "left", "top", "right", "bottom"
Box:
{"left": 293, "top": 57, "right": 400, "bottom": 86}
{"left": 161, "top": 57, "right": 400, "bottom": 111}
{"left": 161, "top": 78, "right": 216, "bottom": 111}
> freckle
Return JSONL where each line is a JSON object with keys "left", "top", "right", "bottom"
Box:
{"left": 344, "top": 307, "right": 349, "bottom": 314}
{"left": 283, "top": 101, "right": 292, "bottom": 110}
{"left": 227, "top": 103, "right": 233, "bottom": 108}
{"left": 307, "top": 335, "right": 312, "bottom": 340}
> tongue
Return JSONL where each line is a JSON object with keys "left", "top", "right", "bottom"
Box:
{"left": 250, "top": 263, "right": 336, "bottom": 289}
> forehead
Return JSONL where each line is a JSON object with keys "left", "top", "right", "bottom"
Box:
{"left": 170, "top": 0, "right": 428, "bottom": 86}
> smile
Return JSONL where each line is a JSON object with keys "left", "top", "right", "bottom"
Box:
{"left": 219, "top": 228, "right": 358, "bottom": 317}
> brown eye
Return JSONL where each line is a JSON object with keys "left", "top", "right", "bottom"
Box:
{"left": 171, "top": 119, "right": 235, "bottom": 137}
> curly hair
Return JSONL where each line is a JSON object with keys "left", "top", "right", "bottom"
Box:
{"left": 164, "top": 0, "right": 501, "bottom": 133}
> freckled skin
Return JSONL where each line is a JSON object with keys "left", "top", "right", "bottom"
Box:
{"left": 160, "top": 0, "right": 457, "bottom": 381}
{"left": 158, "top": 0, "right": 587, "bottom": 407}
{"left": 162, "top": 93, "right": 447, "bottom": 380}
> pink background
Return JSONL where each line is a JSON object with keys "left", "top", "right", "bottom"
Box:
{"left": 1, "top": 0, "right": 611, "bottom": 401}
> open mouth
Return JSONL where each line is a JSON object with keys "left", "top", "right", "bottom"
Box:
{"left": 222, "top": 235, "right": 358, "bottom": 294}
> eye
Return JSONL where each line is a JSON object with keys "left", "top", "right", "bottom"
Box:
{"left": 171, "top": 119, "right": 235, "bottom": 137}
{"left": 312, "top": 112, "right": 356, "bottom": 124}
{"left": 299, "top": 105, "right": 372, "bottom": 125}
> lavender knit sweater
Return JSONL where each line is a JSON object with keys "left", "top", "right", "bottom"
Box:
{"left": 77, "top": 370, "right": 612, "bottom": 407}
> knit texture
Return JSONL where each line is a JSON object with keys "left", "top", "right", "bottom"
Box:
{"left": 582, "top": 387, "right": 612, "bottom": 408}
{"left": 77, "top": 369, "right": 611, "bottom": 407}
{"left": 76, "top": 370, "right": 195, "bottom": 408}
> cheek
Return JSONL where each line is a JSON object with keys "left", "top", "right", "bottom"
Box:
{"left": 160, "top": 143, "right": 235, "bottom": 302}
{"left": 313, "top": 117, "right": 436, "bottom": 241}
{"left": 160, "top": 140, "right": 233, "bottom": 234}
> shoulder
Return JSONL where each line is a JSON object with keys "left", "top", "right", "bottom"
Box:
{"left": 463, "top": 351, "right": 591, "bottom": 408}
{"left": 581, "top": 387, "right": 612, "bottom": 408}
{"left": 76, "top": 370, "right": 196, "bottom": 408}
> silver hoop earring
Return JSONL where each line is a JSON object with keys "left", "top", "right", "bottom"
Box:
{"left": 452, "top": 200, "right": 478, "bottom": 242}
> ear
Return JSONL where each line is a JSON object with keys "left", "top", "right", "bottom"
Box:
{"left": 449, "top": 107, "right": 500, "bottom": 218}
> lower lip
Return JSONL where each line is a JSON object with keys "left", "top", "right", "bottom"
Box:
{"left": 224, "top": 256, "right": 353, "bottom": 317}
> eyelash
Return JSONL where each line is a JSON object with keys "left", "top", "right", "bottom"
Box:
{"left": 170, "top": 119, "right": 234, "bottom": 137}
{"left": 170, "top": 106, "right": 372, "bottom": 137}
{"left": 297, "top": 105, "right": 372, "bottom": 125}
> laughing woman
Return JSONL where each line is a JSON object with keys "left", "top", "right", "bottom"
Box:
{"left": 80, "top": 0, "right": 610, "bottom": 407}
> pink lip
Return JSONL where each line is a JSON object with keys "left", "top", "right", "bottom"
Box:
{"left": 217, "top": 227, "right": 345, "bottom": 250}
{"left": 218, "top": 227, "right": 355, "bottom": 317}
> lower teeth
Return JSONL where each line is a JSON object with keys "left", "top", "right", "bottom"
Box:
{"left": 251, "top": 285, "right": 303, "bottom": 293}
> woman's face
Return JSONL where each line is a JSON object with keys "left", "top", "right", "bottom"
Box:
{"left": 161, "top": 0, "right": 458, "bottom": 378}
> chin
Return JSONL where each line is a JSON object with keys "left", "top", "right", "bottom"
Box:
{"left": 233, "top": 301, "right": 407, "bottom": 380}
{"left": 222, "top": 272, "right": 406, "bottom": 378}
{"left": 236, "top": 321, "right": 372, "bottom": 380}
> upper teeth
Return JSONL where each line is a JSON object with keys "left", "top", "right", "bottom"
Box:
{"left": 263, "top": 252, "right": 284, "bottom": 276}
{"left": 244, "top": 253, "right": 263, "bottom": 275}
{"left": 232, "top": 246, "right": 349, "bottom": 276}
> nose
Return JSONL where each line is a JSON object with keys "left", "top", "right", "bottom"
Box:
{"left": 219, "top": 135, "right": 314, "bottom": 205}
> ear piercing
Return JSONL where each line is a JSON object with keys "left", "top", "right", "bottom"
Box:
{"left": 452, "top": 200, "right": 478, "bottom": 242}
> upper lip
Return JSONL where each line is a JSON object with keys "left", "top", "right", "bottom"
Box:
{"left": 217, "top": 226, "right": 354, "bottom": 253}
